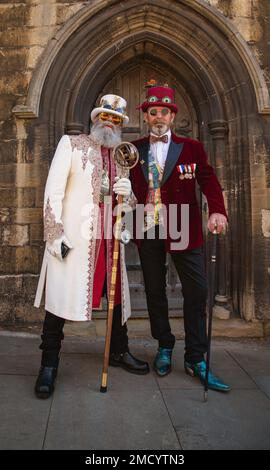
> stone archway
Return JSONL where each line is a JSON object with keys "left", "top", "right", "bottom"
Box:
{"left": 14, "top": 0, "right": 270, "bottom": 321}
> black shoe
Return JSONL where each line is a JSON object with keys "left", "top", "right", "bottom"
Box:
{"left": 35, "top": 366, "right": 58, "bottom": 399}
{"left": 109, "top": 351, "right": 150, "bottom": 375}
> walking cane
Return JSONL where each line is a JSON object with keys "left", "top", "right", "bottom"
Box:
{"left": 100, "top": 142, "right": 139, "bottom": 393}
{"left": 204, "top": 226, "right": 218, "bottom": 402}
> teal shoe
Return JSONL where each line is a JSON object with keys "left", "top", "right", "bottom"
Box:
{"left": 184, "top": 360, "right": 231, "bottom": 393}
{"left": 153, "top": 347, "right": 173, "bottom": 377}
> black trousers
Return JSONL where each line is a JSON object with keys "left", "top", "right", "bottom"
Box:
{"left": 40, "top": 304, "right": 129, "bottom": 367}
{"left": 138, "top": 237, "right": 208, "bottom": 364}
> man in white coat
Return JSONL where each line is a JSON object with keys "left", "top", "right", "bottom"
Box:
{"left": 34, "top": 94, "right": 149, "bottom": 399}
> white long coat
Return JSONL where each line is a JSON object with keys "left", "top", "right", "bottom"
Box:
{"left": 34, "top": 134, "right": 133, "bottom": 324}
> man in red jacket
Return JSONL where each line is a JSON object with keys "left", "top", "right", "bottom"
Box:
{"left": 130, "top": 81, "right": 230, "bottom": 392}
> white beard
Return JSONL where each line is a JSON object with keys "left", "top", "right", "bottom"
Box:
{"left": 90, "top": 121, "right": 122, "bottom": 148}
{"left": 150, "top": 123, "right": 170, "bottom": 136}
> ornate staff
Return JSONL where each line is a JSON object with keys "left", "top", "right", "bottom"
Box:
{"left": 100, "top": 142, "right": 139, "bottom": 393}
{"left": 204, "top": 227, "right": 218, "bottom": 402}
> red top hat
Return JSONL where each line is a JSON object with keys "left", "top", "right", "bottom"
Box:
{"left": 139, "top": 80, "right": 178, "bottom": 113}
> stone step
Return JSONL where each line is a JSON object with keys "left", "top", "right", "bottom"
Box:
{"left": 99, "top": 290, "right": 184, "bottom": 311}
{"left": 63, "top": 317, "right": 265, "bottom": 339}
{"left": 92, "top": 309, "right": 183, "bottom": 319}
{"left": 0, "top": 318, "right": 267, "bottom": 340}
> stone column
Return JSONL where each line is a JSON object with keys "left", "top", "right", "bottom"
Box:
{"left": 65, "top": 122, "right": 85, "bottom": 135}
{"left": 208, "top": 120, "right": 231, "bottom": 320}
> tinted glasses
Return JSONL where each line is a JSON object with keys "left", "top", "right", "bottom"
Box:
{"left": 99, "top": 112, "right": 123, "bottom": 125}
{"left": 148, "top": 108, "right": 171, "bottom": 116}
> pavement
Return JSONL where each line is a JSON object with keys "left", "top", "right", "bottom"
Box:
{"left": 0, "top": 331, "right": 270, "bottom": 450}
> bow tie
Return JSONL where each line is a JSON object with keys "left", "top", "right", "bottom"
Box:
{"left": 150, "top": 134, "right": 169, "bottom": 144}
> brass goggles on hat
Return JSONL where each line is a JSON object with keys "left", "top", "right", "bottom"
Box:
{"left": 99, "top": 112, "right": 123, "bottom": 125}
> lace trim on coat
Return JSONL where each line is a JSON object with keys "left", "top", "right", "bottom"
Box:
{"left": 85, "top": 138, "right": 103, "bottom": 319}
{"left": 68, "top": 134, "right": 103, "bottom": 319}
{"left": 44, "top": 197, "right": 64, "bottom": 243}
{"left": 69, "top": 134, "right": 100, "bottom": 171}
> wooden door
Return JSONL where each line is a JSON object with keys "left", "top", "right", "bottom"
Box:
{"left": 99, "top": 62, "right": 199, "bottom": 313}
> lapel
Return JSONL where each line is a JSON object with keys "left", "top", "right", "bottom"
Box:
{"left": 136, "top": 134, "right": 184, "bottom": 185}
{"left": 160, "top": 134, "right": 184, "bottom": 186}
{"left": 136, "top": 138, "right": 149, "bottom": 183}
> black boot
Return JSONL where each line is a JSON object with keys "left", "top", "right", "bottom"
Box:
{"left": 110, "top": 351, "right": 150, "bottom": 375}
{"left": 35, "top": 311, "right": 65, "bottom": 399}
{"left": 35, "top": 366, "right": 58, "bottom": 399}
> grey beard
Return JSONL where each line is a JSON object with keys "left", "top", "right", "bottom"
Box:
{"left": 150, "top": 123, "right": 170, "bottom": 136}
{"left": 90, "top": 121, "right": 122, "bottom": 148}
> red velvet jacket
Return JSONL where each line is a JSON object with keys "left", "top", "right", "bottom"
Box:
{"left": 130, "top": 133, "right": 227, "bottom": 252}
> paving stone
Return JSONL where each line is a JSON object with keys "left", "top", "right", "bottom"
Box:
{"left": 163, "top": 389, "right": 270, "bottom": 450}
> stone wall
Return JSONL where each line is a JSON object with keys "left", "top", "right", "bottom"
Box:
{"left": 0, "top": 0, "right": 269, "bottom": 327}
{"left": 0, "top": 1, "right": 86, "bottom": 324}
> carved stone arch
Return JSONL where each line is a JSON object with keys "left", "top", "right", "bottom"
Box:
{"left": 13, "top": 0, "right": 270, "bottom": 121}
{"left": 68, "top": 33, "right": 226, "bottom": 136}
{"left": 14, "top": 0, "right": 270, "bottom": 321}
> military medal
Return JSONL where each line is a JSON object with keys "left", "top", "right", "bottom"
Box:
{"left": 191, "top": 163, "right": 196, "bottom": 178}
{"left": 182, "top": 164, "right": 189, "bottom": 178}
{"left": 177, "top": 164, "right": 185, "bottom": 180}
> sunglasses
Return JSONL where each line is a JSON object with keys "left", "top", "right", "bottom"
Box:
{"left": 99, "top": 112, "right": 123, "bottom": 125}
{"left": 148, "top": 108, "right": 171, "bottom": 116}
